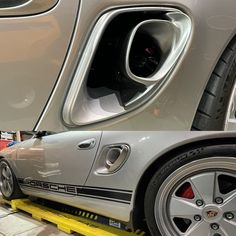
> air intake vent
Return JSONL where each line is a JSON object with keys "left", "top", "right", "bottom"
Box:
{"left": 96, "top": 144, "right": 130, "bottom": 174}
{"left": 63, "top": 7, "right": 191, "bottom": 126}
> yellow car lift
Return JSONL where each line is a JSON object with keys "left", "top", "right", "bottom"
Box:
{"left": 0, "top": 198, "right": 145, "bottom": 236}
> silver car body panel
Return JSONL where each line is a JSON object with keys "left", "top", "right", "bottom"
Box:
{"left": 35, "top": 0, "right": 236, "bottom": 131}
{"left": 0, "top": 0, "right": 235, "bottom": 130}
{"left": 4, "top": 131, "right": 102, "bottom": 184}
{"left": 0, "top": 131, "right": 235, "bottom": 222}
{"left": 0, "top": 0, "right": 79, "bottom": 130}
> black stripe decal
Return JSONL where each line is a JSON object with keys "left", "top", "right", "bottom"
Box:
{"left": 17, "top": 178, "right": 132, "bottom": 204}
{"left": 80, "top": 188, "right": 131, "bottom": 202}
{"left": 82, "top": 186, "right": 132, "bottom": 193}
{"left": 18, "top": 178, "right": 132, "bottom": 193}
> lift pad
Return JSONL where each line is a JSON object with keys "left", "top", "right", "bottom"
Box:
{"left": 0, "top": 198, "right": 145, "bottom": 236}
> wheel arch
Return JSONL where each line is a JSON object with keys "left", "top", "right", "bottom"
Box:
{"left": 131, "top": 136, "right": 236, "bottom": 230}
{"left": 191, "top": 33, "right": 236, "bottom": 130}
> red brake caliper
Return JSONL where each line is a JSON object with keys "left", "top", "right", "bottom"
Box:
{"left": 179, "top": 183, "right": 195, "bottom": 199}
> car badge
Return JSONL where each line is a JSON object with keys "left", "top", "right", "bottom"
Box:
{"left": 207, "top": 210, "right": 218, "bottom": 218}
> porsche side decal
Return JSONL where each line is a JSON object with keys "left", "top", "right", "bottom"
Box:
{"left": 18, "top": 178, "right": 132, "bottom": 204}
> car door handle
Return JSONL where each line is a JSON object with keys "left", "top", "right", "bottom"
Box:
{"left": 78, "top": 138, "right": 96, "bottom": 150}
{"left": 0, "top": 0, "right": 59, "bottom": 16}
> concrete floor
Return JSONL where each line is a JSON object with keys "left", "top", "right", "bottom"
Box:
{"left": 0, "top": 195, "right": 80, "bottom": 236}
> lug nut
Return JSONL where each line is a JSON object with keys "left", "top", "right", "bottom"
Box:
{"left": 211, "top": 223, "right": 219, "bottom": 230}
{"left": 225, "top": 212, "right": 234, "bottom": 220}
{"left": 215, "top": 197, "right": 223, "bottom": 204}
{"left": 194, "top": 215, "right": 202, "bottom": 221}
{"left": 196, "top": 199, "right": 204, "bottom": 206}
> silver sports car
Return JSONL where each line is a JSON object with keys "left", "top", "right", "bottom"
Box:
{"left": 1, "top": 0, "right": 236, "bottom": 131}
{"left": 0, "top": 131, "right": 236, "bottom": 235}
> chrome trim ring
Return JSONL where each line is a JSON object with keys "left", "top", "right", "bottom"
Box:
{"left": 124, "top": 12, "right": 191, "bottom": 86}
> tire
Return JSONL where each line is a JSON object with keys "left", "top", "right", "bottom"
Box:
{"left": 144, "top": 145, "right": 236, "bottom": 236}
{"left": 0, "top": 159, "right": 26, "bottom": 200}
{"left": 192, "top": 37, "right": 236, "bottom": 130}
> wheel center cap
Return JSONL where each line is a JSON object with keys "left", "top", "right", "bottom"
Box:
{"left": 203, "top": 205, "right": 222, "bottom": 222}
{"left": 206, "top": 210, "right": 219, "bottom": 218}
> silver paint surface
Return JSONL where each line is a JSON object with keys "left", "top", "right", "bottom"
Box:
{"left": 0, "top": 131, "right": 235, "bottom": 222}
{"left": 0, "top": 0, "right": 235, "bottom": 130}
{"left": 0, "top": 0, "right": 79, "bottom": 130}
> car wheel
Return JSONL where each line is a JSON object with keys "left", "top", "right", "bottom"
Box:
{"left": 144, "top": 145, "right": 236, "bottom": 236}
{"left": 0, "top": 159, "right": 25, "bottom": 200}
{"left": 192, "top": 37, "right": 236, "bottom": 130}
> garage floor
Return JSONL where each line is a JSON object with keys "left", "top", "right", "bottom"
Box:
{"left": 0, "top": 194, "right": 80, "bottom": 236}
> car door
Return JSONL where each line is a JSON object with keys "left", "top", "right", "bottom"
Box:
{"left": 16, "top": 131, "right": 102, "bottom": 192}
